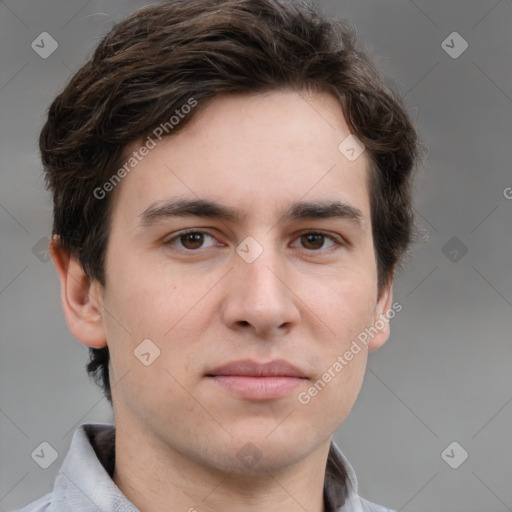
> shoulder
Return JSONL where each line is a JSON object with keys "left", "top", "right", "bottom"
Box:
{"left": 11, "top": 492, "right": 52, "bottom": 512}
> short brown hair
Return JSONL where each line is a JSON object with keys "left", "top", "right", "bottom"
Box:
{"left": 40, "top": 0, "right": 419, "bottom": 404}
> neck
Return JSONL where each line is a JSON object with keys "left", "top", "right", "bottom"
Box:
{"left": 112, "top": 419, "right": 330, "bottom": 512}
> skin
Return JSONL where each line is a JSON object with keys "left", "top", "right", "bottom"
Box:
{"left": 51, "top": 89, "right": 392, "bottom": 512}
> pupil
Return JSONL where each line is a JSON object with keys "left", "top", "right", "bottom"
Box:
{"left": 303, "top": 234, "right": 324, "bottom": 249}
{"left": 182, "top": 233, "right": 204, "bottom": 249}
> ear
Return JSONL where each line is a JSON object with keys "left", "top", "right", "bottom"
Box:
{"left": 50, "top": 236, "right": 107, "bottom": 349}
{"left": 367, "top": 281, "right": 394, "bottom": 352}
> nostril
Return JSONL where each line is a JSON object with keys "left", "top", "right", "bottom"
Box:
{"left": 239, "top": 320, "right": 250, "bottom": 326}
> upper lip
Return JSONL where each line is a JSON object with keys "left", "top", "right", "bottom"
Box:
{"left": 206, "top": 359, "right": 307, "bottom": 378}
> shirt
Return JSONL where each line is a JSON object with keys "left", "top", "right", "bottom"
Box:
{"left": 14, "top": 423, "right": 395, "bottom": 512}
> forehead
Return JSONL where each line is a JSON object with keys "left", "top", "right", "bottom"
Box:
{"left": 112, "top": 89, "right": 371, "bottom": 221}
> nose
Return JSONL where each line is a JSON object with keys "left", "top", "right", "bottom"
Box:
{"left": 220, "top": 247, "right": 301, "bottom": 338}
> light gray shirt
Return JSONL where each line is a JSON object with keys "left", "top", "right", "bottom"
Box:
{"left": 14, "top": 423, "right": 394, "bottom": 512}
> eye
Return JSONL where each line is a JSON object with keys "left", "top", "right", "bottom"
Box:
{"left": 164, "top": 230, "right": 220, "bottom": 250}
{"left": 292, "top": 231, "right": 340, "bottom": 251}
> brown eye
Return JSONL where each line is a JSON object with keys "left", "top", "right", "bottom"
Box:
{"left": 292, "top": 232, "right": 340, "bottom": 251}
{"left": 179, "top": 232, "right": 205, "bottom": 250}
{"left": 300, "top": 233, "right": 326, "bottom": 250}
{"left": 164, "top": 230, "right": 221, "bottom": 251}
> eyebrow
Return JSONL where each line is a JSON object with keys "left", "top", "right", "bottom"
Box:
{"left": 138, "top": 198, "right": 363, "bottom": 227}
{"left": 139, "top": 198, "right": 243, "bottom": 225}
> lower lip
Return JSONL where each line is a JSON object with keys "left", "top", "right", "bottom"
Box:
{"left": 208, "top": 375, "right": 306, "bottom": 400}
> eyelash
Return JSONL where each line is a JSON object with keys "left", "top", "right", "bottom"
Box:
{"left": 163, "top": 229, "right": 343, "bottom": 252}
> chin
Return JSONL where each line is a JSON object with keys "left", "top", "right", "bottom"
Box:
{"left": 218, "top": 433, "right": 320, "bottom": 476}
{"left": 227, "top": 447, "right": 306, "bottom": 477}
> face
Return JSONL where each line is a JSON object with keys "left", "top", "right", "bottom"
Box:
{"left": 92, "top": 90, "right": 392, "bottom": 474}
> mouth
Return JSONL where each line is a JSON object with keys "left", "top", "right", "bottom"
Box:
{"left": 205, "top": 359, "right": 308, "bottom": 401}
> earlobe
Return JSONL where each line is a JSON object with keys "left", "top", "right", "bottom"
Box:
{"left": 50, "top": 236, "right": 107, "bottom": 349}
{"left": 367, "top": 282, "right": 394, "bottom": 352}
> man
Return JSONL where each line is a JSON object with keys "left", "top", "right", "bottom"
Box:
{"left": 17, "top": 0, "right": 419, "bottom": 510}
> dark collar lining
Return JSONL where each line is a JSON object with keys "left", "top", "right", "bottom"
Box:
{"left": 84, "top": 424, "right": 116, "bottom": 478}
{"left": 324, "top": 443, "right": 349, "bottom": 511}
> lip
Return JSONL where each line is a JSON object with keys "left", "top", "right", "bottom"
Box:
{"left": 206, "top": 359, "right": 308, "bottom": 401}
{"left": 207, "top": 359, "right": 307, "bottom": 378}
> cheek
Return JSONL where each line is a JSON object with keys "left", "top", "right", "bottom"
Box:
{"left": 293, "top": 273, "right": 376, "bottom": 425}
{"left": 296, "top": 353, "right": 368, "bottom": 439}
{"left": 312, "top": 269, "right": 378, "bottom": 342}
{"left": 102, "top": 272, "right": 205, "bottom": 416}
{"left": 101, "top": 250, "right": 221, "bottom": 382}
{"left": 104, "top": 240, "right": 196, "bottom": 335}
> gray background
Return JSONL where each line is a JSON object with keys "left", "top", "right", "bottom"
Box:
{"left": 1, "top": 1, "right": 511, "bottom": 510}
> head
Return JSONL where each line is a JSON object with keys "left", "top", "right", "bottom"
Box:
{"left": 43, "top": 0, "right": 418, "bottom": 474}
